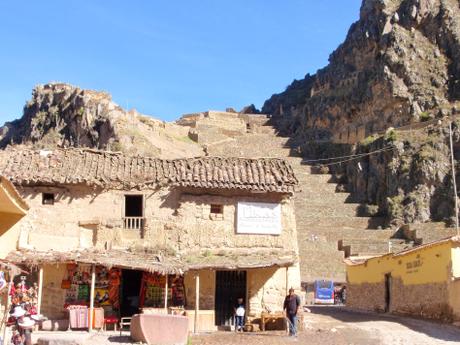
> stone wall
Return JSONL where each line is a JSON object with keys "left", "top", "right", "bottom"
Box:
{"left": 348, "top": 279, "right": 453, "bottom": 321}
{"left": 247, "top": 264, "right": 301, "bottom": 317}
{"left": 11, "top": 185, "right": 298, "bottom": 256}
{"left": 347, "top": 282, "right": 386, "bottom": 313}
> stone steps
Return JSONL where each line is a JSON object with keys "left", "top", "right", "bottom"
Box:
{"left": 340, "top": 238, "right": 412, "bottom": 257}
{"left": 301, "top": 229, "right": 395, "bottom": 242}
{"left": 209, "top": 127, "right": 410, "bottom": 282}
{"left": 298, "top": 241, "right": 346, "bottom": 282}
{"left": 296, "top": 216, "right": 385, "bottom": 229}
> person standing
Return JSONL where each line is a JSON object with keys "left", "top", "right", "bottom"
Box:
{"left": 234, "top": 297, "right": 245, "bottom": 332}
{"left": 283, "top": 288, "right": 301, "bottom": 336}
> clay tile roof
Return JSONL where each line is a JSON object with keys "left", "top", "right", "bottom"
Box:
{"left": 0, "top": 148, "right": 298, "bottom": 193}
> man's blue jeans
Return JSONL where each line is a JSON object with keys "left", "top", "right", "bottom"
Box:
{"left": 287, "top": 314, "right": 297, "bottom": 336}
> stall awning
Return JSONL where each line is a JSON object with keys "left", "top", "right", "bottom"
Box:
{"left": 6, "top": 248, "right": 184, "bottom": 275}
{"left": 183, "top": 249, "right": 297, "bottom": 271}
{"left": 6, "top": 248, "right": 298, "bottom": 274}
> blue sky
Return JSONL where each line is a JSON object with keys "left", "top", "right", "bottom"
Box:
{"left": 0, "top": 1, "right": 361, "bottom": 123}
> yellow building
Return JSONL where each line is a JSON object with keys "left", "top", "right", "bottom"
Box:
{"left": 0, "top": 176, "right": 28, "bottom": 259}
{"left": 346, "top": 236, "right": 460, "bottom": 322}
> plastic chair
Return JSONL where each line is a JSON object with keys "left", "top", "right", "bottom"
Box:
{"left": 119, "top": 317, "right": 132, "bottom": 336}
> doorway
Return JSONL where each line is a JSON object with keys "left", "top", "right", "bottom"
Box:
{"left": 384, "top": 273, "right": 392, "bottom": 313}
{"left": 120, "top": 269, "right": 143, "bottom": 317}
{"left": 215, "top": 270, "right": 247, "bottom": 327}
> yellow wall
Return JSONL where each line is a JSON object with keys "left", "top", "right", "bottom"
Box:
{"left": 0, "top": 178, "right": 28, "bottom": 259}
{"left": 449, "top": 244, "right": 460, "bottom": 320}
{"left": 451, "top": 246, "right": 460, "bottom": 279}
{"left": 347, "top": 241, "right": 453, "bottom": 286}
{"left": 0, "top": 212, "right": 22, "bottom": 259}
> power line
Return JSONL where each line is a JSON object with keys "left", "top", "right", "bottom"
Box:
{"left": 301, "top": 145, "right": 396, "bottom": 166}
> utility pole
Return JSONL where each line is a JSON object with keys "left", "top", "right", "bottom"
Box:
{"left": 449, "top": 121, "right": 459, "bottom": 236}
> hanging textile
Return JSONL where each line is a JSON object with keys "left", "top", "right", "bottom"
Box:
{"left": 67, "top": 305, "right": 89, "bottom": 329}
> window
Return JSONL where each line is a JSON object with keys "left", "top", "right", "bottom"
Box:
{"left": 42, "top": 193, "right": 55, "bottom": 205}
{"left": 210, "top": 204, "right": 223, "bottom": 214}
{"left": 124, "top": 195, "right": 144, "bottom": 230}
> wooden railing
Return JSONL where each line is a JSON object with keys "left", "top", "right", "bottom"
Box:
{"left": 123, "top": 217, "right": 145, "bottom": 230}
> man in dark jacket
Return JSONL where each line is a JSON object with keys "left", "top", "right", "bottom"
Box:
{"left": 283, "top": 288, "right": 300, "bottom": 336}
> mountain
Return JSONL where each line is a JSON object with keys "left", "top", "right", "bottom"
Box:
{"left": 263, "top": 0, "right": 460, "bottom": 141}
{"left": 0, "top": 83, "right": 203, "bottom": 159}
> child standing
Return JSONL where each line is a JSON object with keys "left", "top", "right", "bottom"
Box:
{"left": 234, "top": 297, "right": 245, "bottom": 332}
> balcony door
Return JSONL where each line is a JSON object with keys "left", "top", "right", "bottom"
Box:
{"left": 124, "top": 194, "right": 144, "bottom": 230}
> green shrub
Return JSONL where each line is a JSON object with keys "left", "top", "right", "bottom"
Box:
{"left": 419, "top": 111, "right": 431, "bottom": 122}
{"left": 385, "top": 128, "right": 397, "bottom": 142}
{"left": 361, "top": 134, "right": 379, "bottom": 147}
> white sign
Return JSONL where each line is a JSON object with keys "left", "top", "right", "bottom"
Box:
{"left": 237, "top": 202, "right": 281, "bottom": 235}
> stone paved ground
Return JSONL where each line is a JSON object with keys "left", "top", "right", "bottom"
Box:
{"left": 62, "top": 306, "right": 460, "bottom": 345}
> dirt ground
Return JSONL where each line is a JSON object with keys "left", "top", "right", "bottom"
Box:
{"left": 190, "top": 306, "right": 460, "bottom": 345}
{"left": 37, "top": 306, "right": 460, "bottom": 345}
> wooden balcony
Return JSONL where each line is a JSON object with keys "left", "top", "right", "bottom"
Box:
{"left": 123, "top": 217, "right": 145, "bottom": 231}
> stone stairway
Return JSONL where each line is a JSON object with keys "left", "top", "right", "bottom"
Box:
{"left": 208, "top": 122, "right": 412, "bottom": 283}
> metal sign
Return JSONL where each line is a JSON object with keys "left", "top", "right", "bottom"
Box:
{"left": 237, "top": 202, "right": 281, "bottom": 235}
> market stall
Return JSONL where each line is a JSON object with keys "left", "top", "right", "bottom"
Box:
{"left": 6, "top": 249, "right": 186, "bottom": 332}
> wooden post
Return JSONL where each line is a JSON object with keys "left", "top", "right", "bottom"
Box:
{"left": 2, "top": 276, "right": 14, "bottom": 342}
{"left": 89, "top": 265, "right": 96, "bottom": 332}
{"left": 37, "top": 266, "right": 44, "bottom": 315}
{"left": 194, "top": 273, "right": 200, "bottom": 334}
{"left": 164, "top": 274, "right": 168, "bottom": 312}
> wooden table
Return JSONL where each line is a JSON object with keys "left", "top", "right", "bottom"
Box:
{"left": 260, "top": 311, "right": 285, "bottom": 331}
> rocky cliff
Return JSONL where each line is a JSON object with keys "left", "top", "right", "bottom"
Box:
{"left": 0, "top": 83, "right": 203, "bottom": 158}
{"left": 263, "top": 0, "right": 460, "bottom": 141}
{"left": 260, "top": 0, "right": 460, "bottom": 226}
{"left": 343, "top": 119, "right": 458, "bottom": 225}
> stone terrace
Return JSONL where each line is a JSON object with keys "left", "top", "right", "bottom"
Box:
{"left": 208, "top": 120, "right": 411, "bottom": 283}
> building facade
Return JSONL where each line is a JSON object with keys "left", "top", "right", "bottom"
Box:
{"left": 0, "top": 148, "right": 301, "bottom": 331}
{"left": 346, "top": 236, "right": 460, "bottom": 322}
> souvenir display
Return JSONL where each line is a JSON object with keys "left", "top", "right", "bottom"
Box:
{"left": 139, "top": 273, "right": 185, "bottom": 308}
{"left": 108, "top": 268, "right": 121, "bottom": 308}
{"left": 8, "top": 273, "right": 40, "bottom": 345}
{"left": 94, "top": 288, "right": 110, "bottom": 305}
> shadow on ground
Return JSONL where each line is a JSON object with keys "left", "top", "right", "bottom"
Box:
{"left": 106, "top": 336, "right": 133, "bottom": 343}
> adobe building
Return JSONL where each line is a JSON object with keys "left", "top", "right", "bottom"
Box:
{"left": 0, "top": 148, "right": 301, "bottom": 331}
{"left": 345, "top": 236, "right": 460, "bottom": 323}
